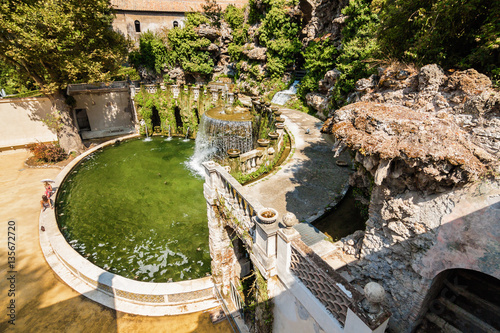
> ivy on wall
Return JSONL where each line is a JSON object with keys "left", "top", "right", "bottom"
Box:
{"left": 134, "top": 85, "right": 213, "bottom": 137}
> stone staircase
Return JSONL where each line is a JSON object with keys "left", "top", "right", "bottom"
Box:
{"left": 417, "top": 270, "right": 500, "bottom": 333}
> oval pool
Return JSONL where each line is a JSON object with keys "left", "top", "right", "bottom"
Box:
{"left": 56, "top": 137, "right": 210, "bottom": 282}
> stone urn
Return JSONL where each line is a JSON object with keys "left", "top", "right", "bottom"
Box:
{"left": 227, "top": 149, "right": 240, "bottom": 158}
{"left": 257, "top": 139, "right": 270, "bottom": 147}
{"left": 257, "top": 208, "right": 278, "bottom": 224}
{"left": 336, "top": 160, "right": 348, "bottom": 167}
{"left": 268, "top": 132, "right": 279, "bottom": 140}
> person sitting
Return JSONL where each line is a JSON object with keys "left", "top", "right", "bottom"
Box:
{"left": 40, "top": 195, "right": 53, "bottom": 211}
{"left": 44, "top": 181, "right": 53, "bottom": 198}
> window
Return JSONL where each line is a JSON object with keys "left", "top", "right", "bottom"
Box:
{"left": 173, "top": 21, "right": 179, "bottom": 28}
{"left": 134, "top": 20, "right": 141, "bottom": 33}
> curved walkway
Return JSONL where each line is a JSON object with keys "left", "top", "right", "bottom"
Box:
{"left": 248, "top": 107, "right": 352, "bottom": 248}
{"left": 0, "top": 149, "right": 231, "bottom": 333}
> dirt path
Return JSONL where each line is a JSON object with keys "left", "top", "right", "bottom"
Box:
{"left": 0, "top": 149, "right": 231, "bottom": 333}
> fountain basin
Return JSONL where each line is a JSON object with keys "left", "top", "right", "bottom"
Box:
{"left": 257, "top": 208, "right": 279, "bottom": 224}
{"left": 56, "top": 137, "right": 210, "bottom": 283}
{"left": 40, "top": 135, "right": 216, "bottom": 315}
{"left": 257, "top": 139, "right": 270, "bottom": 147}
{"left": 268, "top": 132, "right": 279, "bottom": 140}
{"left": 275, "top": 123, "right": 285, "bottom": 129}
{"left": 227, "top": 149, "right": 241, "bottom": 158}
{"left": 275, "top": 117, "right": 285, "bottom": 123}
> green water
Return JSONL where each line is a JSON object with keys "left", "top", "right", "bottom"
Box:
{"left": 56, "top": 137, "right": 210, "bottom": 282}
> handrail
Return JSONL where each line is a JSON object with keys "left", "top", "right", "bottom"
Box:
{"left": 213, "top": 284, "right": 241, "bottom": 333}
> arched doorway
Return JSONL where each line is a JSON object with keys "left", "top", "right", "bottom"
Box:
{"left": 416, "top": 269, "right": 500, "bottom": 332}
{"left": 151, "top": 106, "right": 161, "bottom": 133}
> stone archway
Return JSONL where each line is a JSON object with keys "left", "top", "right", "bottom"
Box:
{"left": 415, "top": 269, "right": 500, "bottom": 332}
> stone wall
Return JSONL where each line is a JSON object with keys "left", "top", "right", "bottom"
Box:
{"left": 321, "top": 64, "right": 500, "bottom": 332}
{"left": 73, "top": 90, "right": 135, "bottom": 139}
{"left": 0, "top": 89, "right": 136, "bottom": 149}
{"left": 0, "top": 97, "right": 57, "bottom": 149}
{"left": 113, "top": 11, "right": 185, "bottom": 41}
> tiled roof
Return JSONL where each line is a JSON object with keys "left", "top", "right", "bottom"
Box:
{"left": 111, "top": 0, "right": 247, "bottom": 13}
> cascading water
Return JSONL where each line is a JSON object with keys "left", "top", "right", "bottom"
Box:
{"left": 188, "top": 105, "right": 253, "bottom": 176}
{"left": 271, "top": 80, "right": 300, "bottom": 105}
{"left": 164, "top": 124, "right": 172, "bottom": 141}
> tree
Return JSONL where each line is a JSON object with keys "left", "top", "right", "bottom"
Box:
{"left": 0, "top": 0, "right": 128, "bottom": 153}
{"left": 378, "top": 0, "right": 499, "bottom": 78}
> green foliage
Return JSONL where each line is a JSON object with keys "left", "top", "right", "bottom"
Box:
{"left": 257, "top": 0, "right": 302, "bottom": 78}
{"left": 328, "top": 0, "right": 380, "bottom": 108}
{"left": 0, "top": 60, "right": 37, "bottom": 95}
{"left": 225, "top": 5, "right": 248, "bottom": 63}
{"left": 297, "top": 38, "right": 339, "bottom": 98}
{"left": 111, "top": 66, "right": 141, "bottom": 81}
{"left": 129, "top": 31, "right": 170, "bottom": 74}
{"left": 129, "top": 12, "right": 214, "bottom": 78}
{"left": 378, "top": 0, "right": 499, "bottom": 78}
{"left": 0, "top": 0, "right": 128, "bottom": 94}
{"left": 167, "top": 24, "right": 214, "bottom": 75}
{"left": 265, "top": 78, "right": 288, "bottom": 101}
{"left": 284, "top": 96, "right": 314, "bottom": 115}
{"left": 186, "top": 12, "right": 210, "bottom": 27}
{"left": 224, "top": 5, "right": 245, "bottom": 29}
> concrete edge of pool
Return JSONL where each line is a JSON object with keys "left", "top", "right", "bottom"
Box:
{"left": 39, "top": 134, "right": 219, "bottom": 316}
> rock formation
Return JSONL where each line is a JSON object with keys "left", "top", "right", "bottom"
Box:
{"left": 321, "top": 65, "right": 500, "bottom": 331}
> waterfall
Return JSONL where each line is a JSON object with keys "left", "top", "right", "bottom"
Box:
{"left": 187, "top": 113, "right": 253, "bottom": 176}
{"left": 271, "top": 80, "right": 300, "bottom": 105}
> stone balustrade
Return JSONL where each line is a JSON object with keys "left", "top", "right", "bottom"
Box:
{"left": 203, "top": 160, "right": 391, "bottom": 332}
{"left": 203, "top": 161, "right": 263, "bottom": 236}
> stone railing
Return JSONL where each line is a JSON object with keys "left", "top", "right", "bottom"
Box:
{"left": 204, "top": 161, "right": 263, "bottom": 235}
{"left": 290, "top": 242, "right": 360, "bottom": 326}
{"left": 67, "top": 81, "right": 129, "bottom": 94}
{"left": 239, "top": 148, "right": 265, "bottom": 173}
{"left": 237, "top": 126, "right": 287, "bottom": 174}
{"left": 277, "top": 227, "right": 391, "bottom": 333}
{"left": 203, "top": 161, "right": 391, "bottom": 332}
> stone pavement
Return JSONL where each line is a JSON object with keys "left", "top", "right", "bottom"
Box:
{"left": 247, "top": 108, "right": 352, "bottom": 228}
{"left": 0, "top": 149, "right": 231, "bottom": 333}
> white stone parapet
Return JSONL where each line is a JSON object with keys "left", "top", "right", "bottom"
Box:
{"left": 40, "top": 135, "right": 218, "bottom": 316}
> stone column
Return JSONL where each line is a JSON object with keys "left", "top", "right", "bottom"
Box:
{"left": 211, "top": 88, "right": 219, "bottom": 102}
{"left": 251, "top": 210, "right": 279, "bottom": 278}
{"left": 193, "top": 86, "right": 200, "bottom": 101}
{"left": 344, "top": 282, "right": 390, "bottom": 333}
{"left": 276, "top": 212, "right": 300, "bottom": 277}
{"left": 172, "top": 85, "right": 180, "bottom": 99}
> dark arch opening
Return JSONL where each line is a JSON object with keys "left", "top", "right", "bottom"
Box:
{"left": 194, "top": 108, "right": 200, "bottom": 124}
{"left": 151, "top": 106, "right": 161, "bottom": 132}
{"left": 173, "top": 21, "right": 179, "bottom": 28}
{"left": 174, "top": 106, "right": 183, "bottom": 132}
{"left": 416, "top": 269, "right": 500, "bottom": 332}
{"left": 134, "top": 20, "right": 141, "bottom": 33}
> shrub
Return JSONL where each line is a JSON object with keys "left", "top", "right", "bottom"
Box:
{"left": 29, "top": 142, "right": 66, "bottom": 163}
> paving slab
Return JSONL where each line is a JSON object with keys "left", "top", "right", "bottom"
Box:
{"left": 247, "top": 108, "right": 352, "bottom": 244}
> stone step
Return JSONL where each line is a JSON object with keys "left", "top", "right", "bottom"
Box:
{"left": 444, "top": 279, "right": 500, "bottom": 327}
{"left": 425, "top": 312, "right": 463, "bottom": 333}
{"left": 437, "top": 297, "right": 500, "bottom": 333}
